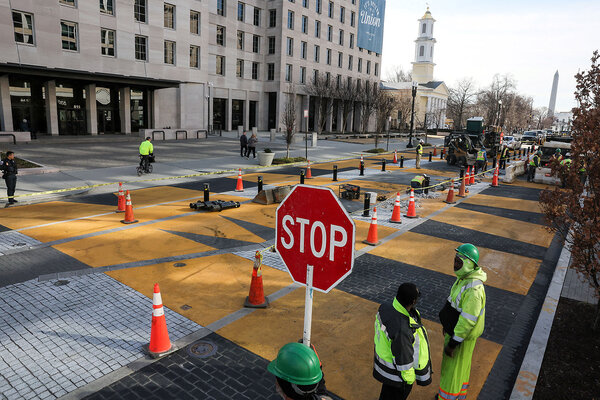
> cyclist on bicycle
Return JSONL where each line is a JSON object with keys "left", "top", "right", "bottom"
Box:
{"left": 139, "top": 137, "right": 153, "bottom": 172}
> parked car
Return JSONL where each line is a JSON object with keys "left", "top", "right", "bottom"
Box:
{"left": 521, "top": 131, "right": 538, "bottom": 144}
{"left": 503, "top": 135, "right": 521, "bottom": 150}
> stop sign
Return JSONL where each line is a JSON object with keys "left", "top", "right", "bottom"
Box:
{"left": 276, "top": 185, "right": 356, "bottom": 293}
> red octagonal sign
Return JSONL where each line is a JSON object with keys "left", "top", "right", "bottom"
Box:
{"left": 276, "top": 185, "right": 356, "bottom": 293}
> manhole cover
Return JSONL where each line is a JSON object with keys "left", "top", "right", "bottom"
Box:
{"left": 180, "top": 304, "right": 192, "bottom": 310}
{"left": 173, "top": 262, "right": 187, "bottom": 268}
{"left": 187, "top": 340, "right": 217, "bottom": 358}
{"left": 53, "top": 280, "right": 70, "bottom": 286}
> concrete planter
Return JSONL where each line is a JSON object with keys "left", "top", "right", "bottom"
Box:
{"left": 258, "top": 151, "right": 275, "bottom": 166}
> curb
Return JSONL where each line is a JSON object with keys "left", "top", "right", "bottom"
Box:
{"left": 509, "top": 236, "right": 571, "bottom": 399}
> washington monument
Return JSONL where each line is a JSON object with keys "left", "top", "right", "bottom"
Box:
{"left": 548, "top": 70, "right": 559, "bottom": 117}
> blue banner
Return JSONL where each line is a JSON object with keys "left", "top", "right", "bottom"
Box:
{"left": 357, "top": 0, "right": 386, "bottom": 54}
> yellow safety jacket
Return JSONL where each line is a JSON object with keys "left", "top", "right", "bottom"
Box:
{"left": 416, "top": 144, "right": 423, "bottom": 155}
{"left": 373, "top": 298, "right": 432, "bottom": 387}
{"left": 139, "top": 141, "right": 154, "bottom": 155}
{"left": 412, "top": 175, "right": 425, "bottom": 185}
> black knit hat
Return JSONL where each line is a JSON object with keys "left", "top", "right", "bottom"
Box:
{"left": 396, "top": 283, "right": 420, "bottom": 307}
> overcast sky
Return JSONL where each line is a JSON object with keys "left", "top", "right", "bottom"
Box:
{"left": 381, "top": 0, "right": 600, "bottom": 112}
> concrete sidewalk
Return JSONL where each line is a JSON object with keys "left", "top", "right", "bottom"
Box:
{"left": 5, "top": 134, "right": 444, "bottom": 204}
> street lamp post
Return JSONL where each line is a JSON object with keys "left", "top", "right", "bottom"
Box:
{"left": 407, "top": 81, "right": 418, "bottom": 148}
{"left": 496, "top": 99, "right": 502, "bottom": 127}
{"left": 207, "top": 82, "right": 214, "bottom": 132}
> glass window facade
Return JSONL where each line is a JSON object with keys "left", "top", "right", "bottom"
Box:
{"left": 61, "top": 21, "right": 78, "bottom": 51}
{"left": 12, "top": 11, "right": 34, "bottom": 45}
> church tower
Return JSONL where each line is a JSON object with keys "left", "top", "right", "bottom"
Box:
{"left": 411, "top": 7, "right": 436, "bottom": 84}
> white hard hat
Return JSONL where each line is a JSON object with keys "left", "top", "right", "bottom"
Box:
{"left": 419, "top": 139, "right": 424, "bottom": 144}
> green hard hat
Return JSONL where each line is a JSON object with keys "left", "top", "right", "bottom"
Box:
{"left": 455, "top": 243, "right": 479, "bottom": 266}
{"left": 268, "top": 343, "right": 323, "bottom": 386}
{"left": 537, "top": 150, "right": 542, "bottom": 155}
{"left": 555, "top": 148, "right": 561, "bottom": 153}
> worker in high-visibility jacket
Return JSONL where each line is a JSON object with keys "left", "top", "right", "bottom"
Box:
{"left": 499, "top": 145, "right": 510, "bottom": 170}
{"left": 559, "top": 158, "right": 572, "bottom": 188}
{"left": 139, "top": 137, "right": 154, "bottom": 170}
{"left": 374, "top": 283, "right": 432, "bottom": 400}
{"left": 527, "top": 150, "right": 541, "bottom": 182}
{"left": 416, "top": 140, "right": 424, "bottom": 169}
{"left": 475, "top": 148, "right": 487, "bottom": 175}
{"left": 437, "top": 244, "right": 487, "bottom": 400}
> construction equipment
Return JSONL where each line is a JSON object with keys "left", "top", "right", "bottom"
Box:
{"left": 189, "top": 200, "right": 240, "bottom": 211}
{"left": 339, "top": 184, "right": 361, "bottom": 200}
{"left": 444, "top": 117, "right": 502, "bottom": 167}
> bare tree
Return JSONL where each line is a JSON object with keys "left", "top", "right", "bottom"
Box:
{"left": 280, "top": 85, "right": 297, "bottom": 158}
{"left": 533, "top": 106, "right": 549, "bottom": 129}
{"left": 358, "top": 81, "right": 379, "bottom": 135}
{"left": 476, "top": 74, "right": 516, "bottom": 126}
{"left": 337, "top": 79, "right": 357, "bottom": 133}
{"left": 540, "top": 50, "right": 600, "bottom": 331}
{"left": 374, "top": 90, "right": 398, "bottom": 148}
{"left": 447, "top": 78, "right": 477, "bottom": 130}
{"left": 305, "top": 72, "right": 335, "bottom": 133}
{"left": 502, "top": 93, "right": 533, "bottom": 133}
{"left": 384, "top": 65, "right": 412, "bottom": 83}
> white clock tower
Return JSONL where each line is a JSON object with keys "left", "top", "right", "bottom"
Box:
{"left": 412, "top": 7, "right": 436, "bottom": 84}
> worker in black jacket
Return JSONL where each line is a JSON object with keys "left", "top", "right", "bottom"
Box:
{"left": 2, "top": 151, "right": 18, "bottom": 204}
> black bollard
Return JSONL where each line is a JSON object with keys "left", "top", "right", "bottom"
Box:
{"left": 363, "top": 192, "right": 371, "bottom": 217}
{"left": 203, "top": 183, "right": 210, "bottom": 202}
{"left": 360, "top": 161, "right": 365, "bottom": 176}
{"left": 460, "top": 168, "right": 465, "bottom": 179}
{"left": 333, "top": 165, "right": 338, "bottom": 181}
{"left": 257, "top": 176, "right": 263, "bottom": 192}
{"left": 381, "top": 159, "right": 386, "bottom": 172}
{"left": 424, "top": 176, "right": 430, "bottom": 195}
{"left": 440, "top": 149, "right": 444, "bottom": 160}
{"left": 492, "top": 157, "right": 497, "bottom": 169}
{"left": 429, "top": 151, "right": 433, "bottom": 162}
{"left": 300, "top": 170, "right": 305, "bottom": 184}
{"left": 400, "top": 155, "right": 404, "bottom": 168}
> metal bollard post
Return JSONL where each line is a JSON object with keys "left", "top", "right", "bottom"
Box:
{"left": 381, "top": 159, "right": 386, "bottom": 172}
{"left": 360, "top": 161, "right": 365, "bottom": 176}
{"left": 363, "top": 192, "right": 371, "bottom": 217}
{"left": 203, "top": 183, "right": 210, "bottom": 202}
{"left": 429, "top": 152, "right": 433, "bottom": 162}
{"left": 300, "top": 170, "right": 305, "bottom": 184}
{"left": 424, "top": 176, "right": 430, "bottom": 195}
{"left": 333, "top": 165, "right": 338, "bottom": 181}
{"left": 460, "top": 168, "right": 465, "bottom": 179}
{"left": 492, "top": 157, "right": 497, "bottom": 169}
{"left": 441, "top": 149, "right": 444, "bottom": 160}
{"left": 257, "top": 176, "right": 263, "bottom": 192}
{"left": 400, "top": 155, "right": 404, "bottom": 168}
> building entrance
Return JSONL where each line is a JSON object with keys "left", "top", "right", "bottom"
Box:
{"left": 95, "top": 87, "right": 120, "bottom": 134}
{"left": 56, "top": 82, "right": 87, "bottom": 135}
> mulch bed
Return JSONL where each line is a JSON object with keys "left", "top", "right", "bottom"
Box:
{"left": 533, "top": 297, "right": 600, "bottom": 399}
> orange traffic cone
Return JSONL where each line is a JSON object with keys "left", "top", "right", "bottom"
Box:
{"left": 116, "top": 182, "right": 125, "bottom": 213}
{"left": 389, "top": 192, "right": 402, "bottom": 223}
{"left": 244, "top": 251, "right": 269, "bottom": 308}
{"left": 120, "top": 190, "right": 138, "bottom": 224}
{"left": 393, "top": 150, "right": 398, "bottom": 164}
{"left": 470, "top": 167, "right": 476, "bottom": 185}
{"left": 147, "top": 283, "right": 173, "bottom": 358}
{"left": 444, "top": 179, "right": 456, "bottom": 204}
{"left": 491, "top": 167, "right": 499, "bottom": 187}
{"left": 306, "top": 160, "right": 313, "bottom": 179}
{"left": 433, "top": 146, "right": 438, "bottom": 156}
{"left": 363, "top": 207, "right": 380, "bottom": 245}
{"left": 235, "top": 168, "right": 244, "bottom": 192}
{"left": 465, "top": 167, "right": 471, "bottom": 186}
{"left": 458, "top": 175, "right": 468, "bottom": 197}
{"left": 405, "top": 189, "right": 418, "bottom": 218}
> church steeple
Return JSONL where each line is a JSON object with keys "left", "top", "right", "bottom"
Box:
{"left": 412, "top": 7, "right": 436, "bottom": 84}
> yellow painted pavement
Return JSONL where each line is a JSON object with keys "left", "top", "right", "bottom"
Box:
{"left": 432, "top": 206, "right": 553, "bottom": 248}
{"left": 0, "top": 201, "right": 114, "bottom": 230}
{"left": 371, "top": 232, "right": 540, "bottom": 295}
{"left": 462, "top": 194, "right": 543, "bottom": 214}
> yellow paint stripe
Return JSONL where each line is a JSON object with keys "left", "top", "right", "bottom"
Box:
{"left": 463, "top": 193, "right": 542, "bottom": 214}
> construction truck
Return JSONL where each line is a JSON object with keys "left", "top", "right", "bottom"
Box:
{"left": 444, "top": 117, "right": 502, "bottom": 167}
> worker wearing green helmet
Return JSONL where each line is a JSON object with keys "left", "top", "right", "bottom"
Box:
{"left": 268, "top": 342, "right": 332, "bottom": 399}
{"left": 437, "top": 243, "right": 487, "bottom": 400}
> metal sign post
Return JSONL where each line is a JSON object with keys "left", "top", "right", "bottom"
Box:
{"left": 303, "top": 265, "right": 314, "bottom": 347}
{"left": 304, "top": 109, "right": 309, "bottom": 160}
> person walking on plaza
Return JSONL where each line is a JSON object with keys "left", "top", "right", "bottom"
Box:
{"left": 373, "top": 282, "right": 432, "bottom": 400}
{"left": 240, "top": 131, "right": 248, "bottom": 157}
{"left": 499, "top": 145, "right": 509, "bottom": 170}
{"left": 139, "top": 137, "right": 154, "bottom": 171}
{"left": 246, "top": 133, "right": 258, "bottom": 158}
{"left": 437, "top": 244, "right": 487, "bottom": 400}
{"left": 2, "top": 151, "right": 18, "bottom": 204}
{"left": 268, "top": 342, "right": 333, "bottom": 399}
{"left": 416, "top": 140, "right": 424, "bottom": 169}
{"left": 527, "top": 150, "right": 541, "bottom": 182}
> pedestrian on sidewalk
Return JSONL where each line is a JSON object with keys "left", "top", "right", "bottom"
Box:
{"left": 437, "top": 244, "right": 487, "bottom": 400}
{"left": 1, "top": 151, "right": 18, "bottom": 204}
{"left": 240, "top": 131, "right": 248, "bottom": 157}
{"left": 268, "top": 342, "right": 333, "bottom": 399}
{"left": 247, "top": 133, "right": 258, "bottom": 158}
{"left": 416, "top": 140, "right": 424, "bottom": 169}
{"left": 373, "top": 282, "right": 432, "bottom": 400}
